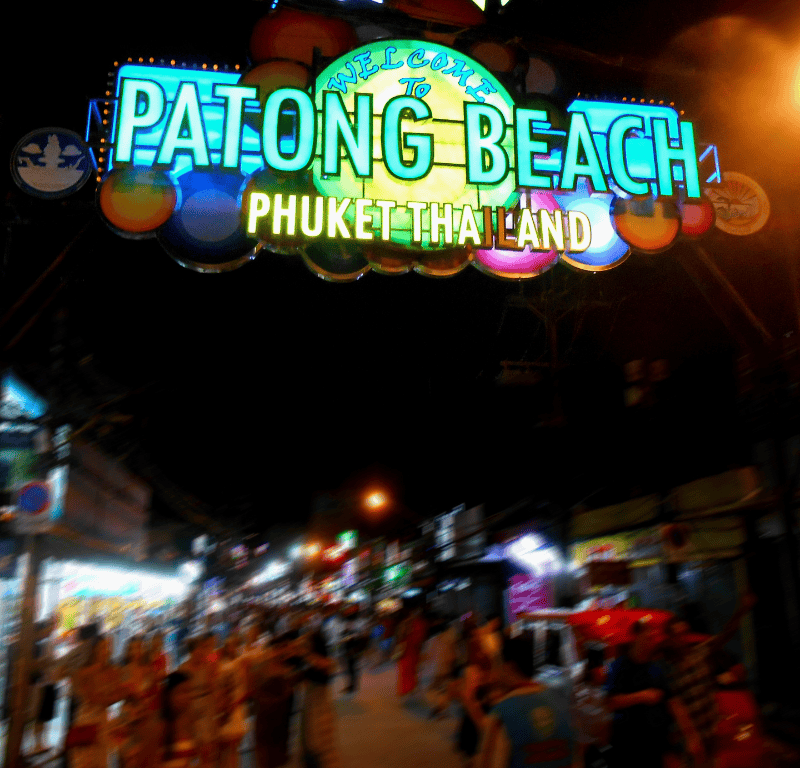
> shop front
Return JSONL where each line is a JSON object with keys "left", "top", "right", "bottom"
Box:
{"left": 37, "top": 558, "right": 188, "bottom": 658}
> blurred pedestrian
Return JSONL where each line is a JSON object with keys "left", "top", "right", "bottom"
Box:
{"left": 66, "top": 635, "right": 120, "bottom": 768}
{"left": 148, "top": 630, "right": 169, "bottom": 681}
{"left": 661, "top": 592, "right": 757, "bottom": 768}
{"left": 251, "top": 637, "right": 298, "bottom": 768}
{"left": 478, "top": 614, "right": 504, "bottom": 673}
{"left": 341, "top": 608, "right": 369, "bottom": 695}
{"left": 298, "top": 631, "right": 339, "bottom": 768}
{"left": 119, "top": 633, "right": 160, "bottom": 763}
{"left": 160, "top": 670, "right": 197, "bottom": 768}
{"left": 396, "top": 607, "right": 428, "bottom": 699}
{"left": 218, "top": 632, "right": 249, "bottom": 768}
{"left": 29, "top": 617, "right": 58, "bottom": 756}
{"left": 183, "top": 633, "right": 219, "bottom": 768}
{"left": 322, "top": 606, "right": 344, "bottom": 672}
{"left": 428, "top": 618, "right": 461, "bottom": 719}
{"left": 477, "top": 635, "right": 576, "bottom": 768}
{"left": 605, "top": 619, "right": 671, "bottom": 768}
{"left": 455, "top": 642, "right": 494, "bottom": 766}
{"left": 573, "top": 643, "right": 612, "bottom": 768}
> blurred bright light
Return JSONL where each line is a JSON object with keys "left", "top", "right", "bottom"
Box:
{"left": 306, "top": 543, "right": 321, "bottom": 557}
{"left": 506, "top": 534, "right": 562, "bottom": 575}
{"left": 250, "top": 559, "right": 290, "bottom": 586}
{"left": 365, "top": 491, "right": 387, "bottom": 510}
{"left": 178, "top": 560, "right": 202, "bottom": 584}
{"left": 58, "top": 560, "right": 186, "bottom": 599}
{"left": 289, "top": 544, "right": 303, "bottom": 560}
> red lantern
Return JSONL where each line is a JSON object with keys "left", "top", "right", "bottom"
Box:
{"left": 250, "top": 8, "right": 358, "bottom": 67}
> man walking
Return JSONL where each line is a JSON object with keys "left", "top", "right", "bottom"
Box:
{"left": 477, "top": 635, "right": 575, "bottom": 768}
{"left": 341, "top": 608, "right": 368, "bottom": 695}
{"left": 662, "top": 592, "right": 757, "bottom": 768}
{"left": 605, "top": 618, "right": 671, "bottom": 768}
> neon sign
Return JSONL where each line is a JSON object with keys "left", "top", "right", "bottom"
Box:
{"left": 93, "top": 39, "right": 727, "bottom": 278}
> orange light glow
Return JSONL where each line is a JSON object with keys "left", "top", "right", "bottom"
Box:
{"left": 365, "top": 491, "right": 388, "bottom": 510}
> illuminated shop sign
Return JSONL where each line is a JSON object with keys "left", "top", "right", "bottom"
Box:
{"left": 94, "top": 40, "right": 727, "bottom": 277}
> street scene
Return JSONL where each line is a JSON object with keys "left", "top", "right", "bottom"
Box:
{"left": 3, "top": 0, "right": 800, "bottom": 767}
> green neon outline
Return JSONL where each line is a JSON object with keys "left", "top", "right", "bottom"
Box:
{"left": 322, "top": 91, "right": 373, "bottom": 179}
{"left": 607, "top": 115, "right": 650, "bottom": 196}
{"left": 653, "top": 119, "right": 701, "bottom": 199}
{"left": 464, "top": 102, "right": 509, "bottom": 185}
{"left": 514, "top": 107, "right": 553, "bottom": 189}
{"left": 156, "top": 81, "right": 210, "bottom": 168}
{"left": 263, "top": 88, "right": 316, "bottom": 173}
{"left": 560, "top": 113, "right": 608, "bottom": 193}
{"left": 115, "top": 78, "right": 166, "bottom": 165}
{"left": 213, "top": 83, "right": 258, "bottom": 170}
{"left": 381, "top": 96, "right": 434, "bottom": 181}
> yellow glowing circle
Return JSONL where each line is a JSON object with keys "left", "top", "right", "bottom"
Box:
{"left": 705, "top": 171, "right": 770, "bottom": 236}
{"left": 312, "top": 41, "right": 518, "bottom": 250}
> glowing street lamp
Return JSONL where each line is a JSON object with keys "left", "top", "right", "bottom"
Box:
{"left": 306, "top": 542, "right": 321, "bottom": 558}
{"left": 365, "top": 491, "right": 388, "bottom": 511}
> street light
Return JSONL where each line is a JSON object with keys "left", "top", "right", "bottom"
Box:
{"left": 306, "top": 542, "right": 321, "bottom": 558}
{"left": 365, "top": 491, "right": 388, "bottom": 511}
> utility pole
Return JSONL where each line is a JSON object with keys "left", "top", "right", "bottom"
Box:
{"left": 3, "top": 533, "right": 43, "bottom": 768}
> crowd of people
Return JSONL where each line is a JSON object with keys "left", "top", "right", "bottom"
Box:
{"left": 1, "top": 593, "right": 757, "bottom": 768}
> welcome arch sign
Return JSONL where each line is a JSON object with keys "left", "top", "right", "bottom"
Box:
{"left": 90, "top": 37, "right": 738, "bottom": 280}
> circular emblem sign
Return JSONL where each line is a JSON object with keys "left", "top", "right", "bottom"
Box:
{"left": 705, "top": 171, "right": 770, "bottom": 236}
{"left": 18, "top": 481, "right": 51, "bottom": 514}
{"left": 11, "top": 128, "right": 92, "bottom": 199}
{"left": 312, "top": 40, "right": 518, "bottom": 250}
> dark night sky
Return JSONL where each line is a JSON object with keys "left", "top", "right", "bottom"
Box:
{"left": 3, "top": 0, "right": 800, "bottom": 544}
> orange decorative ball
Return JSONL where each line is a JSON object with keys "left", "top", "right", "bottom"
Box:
{"left": 365, "top": 246, "right": 416, "bottom": 276}
{"left": 469, "top": 41, "right": 520, "bottom": 74}
{"left": 612, "top": 196, "right": 680, "bottom": 253}
{"left": 415, "top": 247, "right": 471, "bottom": 278}
{"left": 250, "top": 8, "right": 358, "bottom": 67}
{"left": 98, "top": 168, "right": 176, "bottom": 235}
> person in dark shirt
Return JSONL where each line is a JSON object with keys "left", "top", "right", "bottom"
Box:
{"left": 605, "top": 619, "right": 671, "bottom": 768}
